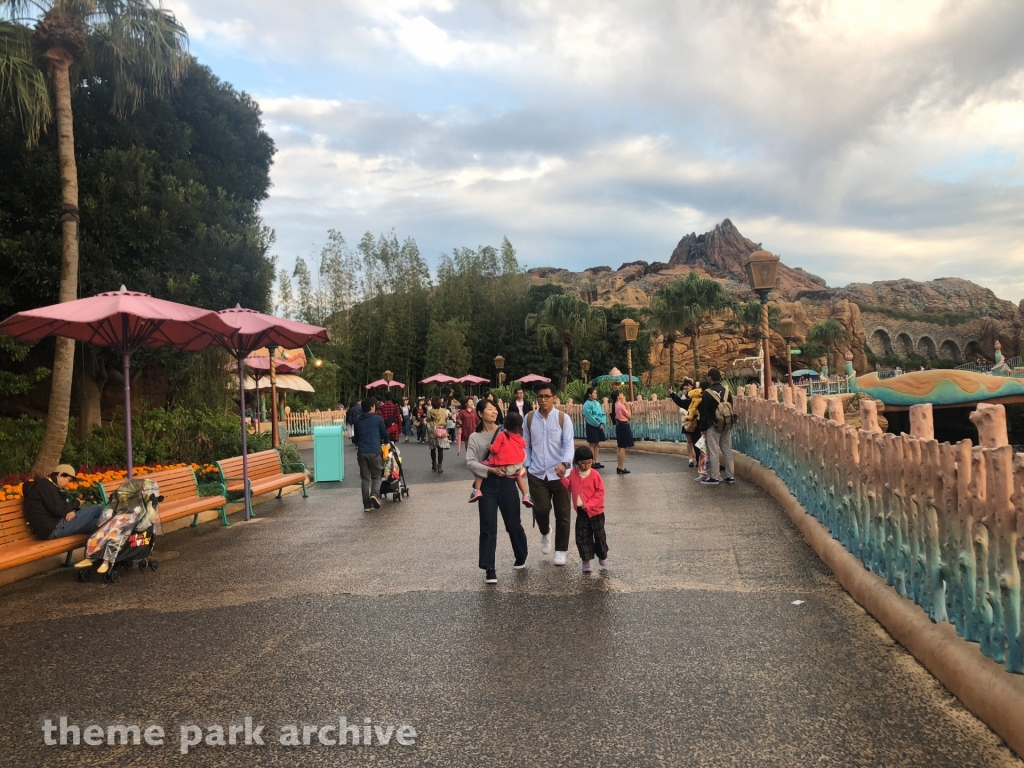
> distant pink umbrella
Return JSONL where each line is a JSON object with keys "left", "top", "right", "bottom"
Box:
{"left": 456, "top": 375, "right": 489, "bottom": 385}
{"left": 366, "top": 379, "right": 406, "bottom": 389}
{"left": 0, "top": 287, "right": 235, "bottom": 478}
{"left": 517, "top": 373, "right": 552, "bottom": 384}
{"left": 189, "top": 306, "right": 329, "bottom": 520}
{"left": 419, "top": 373, "right": 458, "bottom": 385}
{"left": 242, "top": 357, "right": 303, "bottom": 432}
{"left": 244, "top": 356, "right": 303, "bottom": 374}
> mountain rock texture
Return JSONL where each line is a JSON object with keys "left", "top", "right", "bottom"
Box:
{"left": 834, "top": 278, "right": 1018, "bottom": 322}
{"left": 669, "top": 219, "right": 827, "bottom": 301}
{"left": 527, "top": 219, "right": 1021, "bottom": 383}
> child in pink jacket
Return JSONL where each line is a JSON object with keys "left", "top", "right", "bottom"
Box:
{"left": 562, "top": 446, "right": 608, "bottom": 573}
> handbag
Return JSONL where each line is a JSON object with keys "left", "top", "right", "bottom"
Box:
{"left": 434, "top": 426, "right": 448, "bottom": 438}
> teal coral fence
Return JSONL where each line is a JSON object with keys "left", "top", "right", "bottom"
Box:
{"left": 558, "top": 399, "right": 687, "bottom": 442}
{"left": 732, "top": 395, "right": 1023, "bottom": 674}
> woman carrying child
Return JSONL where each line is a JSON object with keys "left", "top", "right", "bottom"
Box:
{"left": 466, "top": 398, "right": 529, "bottom": 584}
{"left": 562, "top": 446, "right": 608, "bottom": 573}
{"left": 467, "top": 412, "right": 532, "bottom": 508}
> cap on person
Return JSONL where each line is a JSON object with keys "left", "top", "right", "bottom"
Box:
{"left": 54, "top": 464, "right": 78, "bottom": 478}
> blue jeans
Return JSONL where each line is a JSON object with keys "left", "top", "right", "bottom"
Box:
{"left": 48, "top": 505, "right": 105, "bottom": 538}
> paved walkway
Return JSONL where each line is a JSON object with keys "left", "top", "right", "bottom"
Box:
{"left": 0, "top": 441, "right": 1019, "bottom": 766}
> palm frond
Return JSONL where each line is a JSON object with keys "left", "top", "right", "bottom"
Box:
{"left": 0, "top": 19, "right": 51, "bottom": 145}
{"left": 0, "top": 1, "right": 49, "bottom": 21}
{"left": 92, "top": 0, "right": 188, "bottom": 118}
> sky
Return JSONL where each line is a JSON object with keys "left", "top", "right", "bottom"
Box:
{"left": 167, "top": 0, "right": 1024, "bottom": 303}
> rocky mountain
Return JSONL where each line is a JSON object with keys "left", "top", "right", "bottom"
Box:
{"left": 833, "top": 278, "right": 1018, "bottom": 322}
{"left": 669, "top": 219, "right": 827, "bottom": 300}
{"left": 526, "top": 219, "right": 1021, "bottom": 383}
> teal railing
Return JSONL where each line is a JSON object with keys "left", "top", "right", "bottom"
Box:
{"left": 733, "top": 395, "right": 1023, "bottom": 674}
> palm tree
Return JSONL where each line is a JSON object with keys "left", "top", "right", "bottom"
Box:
{"left": 1, "top": 0, "right": 188, "bottom": 473}
{"left": 806, "top": 319, "right": 849, "bottom": 375}
{"left": 525, "top": 293, "right": 606, "bottom": 392}
{"left": 649, "top": 273, "right": 734, "bottom": 381}
{"left": 725, "top": 299, "right": 781, "bottom": 345}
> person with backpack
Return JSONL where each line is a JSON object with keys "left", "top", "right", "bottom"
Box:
{"left": 697, "top": 368, "right": 735, "bottom": 485}
{"left": 523, "top": 383, "right": 575, "bottom": 565}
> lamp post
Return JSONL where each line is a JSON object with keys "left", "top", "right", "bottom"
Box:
{"left": 779, "top": 317, "right": 797, "bottom": 393}
{"left": 267, "top": 344, "right": 280, "bottom": 447}
{"left": 617, "top": 318, "right": 640, "bottom": 401}
{"left": 580, "top": 358, "right": 591, "bottom": 382}
{"left": 383, "top": 369, "right": 393, "bottom": 388}
{"left": 494, "top": 354, "right": 506, "bottom": 388}
{"left": 744, "top": 250, "right": 780, "bottom": 398}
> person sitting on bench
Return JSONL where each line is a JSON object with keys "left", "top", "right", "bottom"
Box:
{"left": 23, "top": 464, "right": 105, "bottom": 540}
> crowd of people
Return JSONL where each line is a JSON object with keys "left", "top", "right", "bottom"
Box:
{"left": 345, "top": 371, "right": 738, "bottom": 583}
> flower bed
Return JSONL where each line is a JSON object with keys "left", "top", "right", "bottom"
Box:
{"left": 0, "top": 463, "right": 220, "bottom": 504}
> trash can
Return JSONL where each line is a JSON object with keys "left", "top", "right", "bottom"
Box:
{"left": 313, "top": 425, "right": 344, "bottom": 482}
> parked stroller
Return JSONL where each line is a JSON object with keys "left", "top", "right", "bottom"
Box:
{"left": 379, "top": 441, "right": 410, "bottom": 503}
{"left": 75, "top": 478, "right": 163, "bottom": 584}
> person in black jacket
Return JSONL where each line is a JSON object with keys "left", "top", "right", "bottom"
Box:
{"left": 23, "top": 464, "right": 104, "bottom": 539}
{"left": 353, "top": 398, "right": 389, "bottom": 512}
{"left": 696, "top": 369, "right": 734, "bottom": 485}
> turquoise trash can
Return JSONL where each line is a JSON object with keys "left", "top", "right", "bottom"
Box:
{"left": 313, "top": 425, "right": 344, "bottom": 482}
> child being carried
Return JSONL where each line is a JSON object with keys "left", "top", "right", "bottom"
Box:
{"left": 468, "top": 412, "right": 533, "bottom": 508}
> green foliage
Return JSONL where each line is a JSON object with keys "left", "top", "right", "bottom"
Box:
{"left": 725, "top": 300, "right": 782, "bottom": 339}
{"left": 425, "top": 318, "right": 472, "bottom": 377}
{"left": 292, "top": 359, "right": 342, "bottom": 411}
{"left": 647, "top": 272, "right": 735, "bottom": 379}
{"left": 855, "top": 304, "right": 978, "bottom": 327}
{"left": 526, "top": 292, "right": 607, "bottom": 391}
{"left": 0, "top": 405, "right": 264, "bottom": 476}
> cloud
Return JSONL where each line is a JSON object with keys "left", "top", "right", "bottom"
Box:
{"left": 165, "top": 0, "right": 1024, "bottom": 301}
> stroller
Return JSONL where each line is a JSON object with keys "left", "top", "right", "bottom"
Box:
{"left": 75, "top": 478, "right": 163, "bottom": 584}
{"left": 379, "top": 441, "right": 410, "bottom": 503}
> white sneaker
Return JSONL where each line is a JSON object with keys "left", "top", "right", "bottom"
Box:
{"left": 553, "top": 551, "right": 567, "bottom": 566}
{"left": 541, "top": 534, "right": 551, "bottom": 555}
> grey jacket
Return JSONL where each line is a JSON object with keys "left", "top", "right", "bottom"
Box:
{"left": 466, "top": 428, "right": 502, "bottom": 479}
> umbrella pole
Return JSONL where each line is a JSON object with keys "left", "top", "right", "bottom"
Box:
{"left": 238, "top": 356, "right": 252, "bottom": 520}
{"left": 123, "top": 351, "right": 134, "bottom": 479}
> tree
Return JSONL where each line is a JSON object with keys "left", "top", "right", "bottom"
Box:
{"left": 725, "top": 300, "right": 781, "bottom": 344}
{"left": 525, "top": 293, "right": 607, "bottom": 392}
{"left": 1, "top": 0, "right": 188, "bottom": 473}
{"left": 806, "top": 319, "right": 849, "bottom": 374}
{"left": 276, "top": 268, "right": 294, "bottom": 319}
{"left": 424, "top": 318, "right": 471, "bottom": 377}
{"left": 650, "top": 272, "right": 734, "bottom": 380}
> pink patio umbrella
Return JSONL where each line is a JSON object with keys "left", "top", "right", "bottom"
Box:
{"left": 188, "top": 306, "right": 329, "bottom": 520}
{"left": 242, "top": 357, "right": 303, "bottom": 427}
{"left": 456, "top": 375, "right": 489, "bottom": 385}
{"left": 516, "top": 373, "right": 552, "bottom": 384}
{"left": 366, "top": 379, "right": 406, "bottom": 389}
{"left": 419, "top": 373, "right": 458, "bottom": 384}
{"left": 0, "top": 287, "right": 235, "bottom": 478}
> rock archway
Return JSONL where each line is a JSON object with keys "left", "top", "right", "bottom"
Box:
{"left": 895, "top": 333, "right": 914, "bottom": 356}
{"left": 939, "top": 340, "right": 961, "bottom": 361}
{"left": 869, "top": 329, "right": 893, "bottom": 356}
{"left": 917, "top": 336, "right": 937, "bottom": 358}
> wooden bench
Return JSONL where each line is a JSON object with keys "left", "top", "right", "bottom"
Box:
{"left": 0, "top": 497, "right": 88, "bottom": 572}
{"left": 101, "top": 466, "right": 229, "bottom": 527}
{"left": 216, "top": 449, "right": 308, "bottom": 514}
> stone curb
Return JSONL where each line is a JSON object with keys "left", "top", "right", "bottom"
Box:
{"left": 598, "top": 438, "right": 1024, "bottom": 759}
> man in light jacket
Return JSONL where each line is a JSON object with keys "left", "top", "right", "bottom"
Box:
{"left": 523, "top": 384, "right": 575, "bottom": 565}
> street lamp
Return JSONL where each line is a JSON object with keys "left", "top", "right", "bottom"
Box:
{"left": 779, "top": 317, "right": 797, "bottom": 393}
{"left": 494, "top": 355, "right": 506, "bottom": 388}
{"left": 617, "top": 318, "right": 640, "bottom": 401}
{"left": 383, "top": 369, "right": 393, "bottom": 390}
{"left": 580, "top": 359, "right": 591, "bottom": 382}
{"left": 744, "top": 250, "right": 780, "bottom": 398}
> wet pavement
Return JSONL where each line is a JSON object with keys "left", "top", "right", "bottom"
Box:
{"left": 0, "top": 439, "right": 1019, "bottom": 767}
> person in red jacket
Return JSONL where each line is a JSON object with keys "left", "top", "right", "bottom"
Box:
{"left": 561, "top": 446, "right": 608, "bottom": 573}
{"left": 468, "top": 412, "right": 532, "bottom": 508}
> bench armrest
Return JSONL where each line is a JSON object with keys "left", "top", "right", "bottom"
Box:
{"left": 281, "top": 461, "right": 307, "bottom": 473}
{"left": 197, "top": 482, "right": 227, "bottom": 498}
